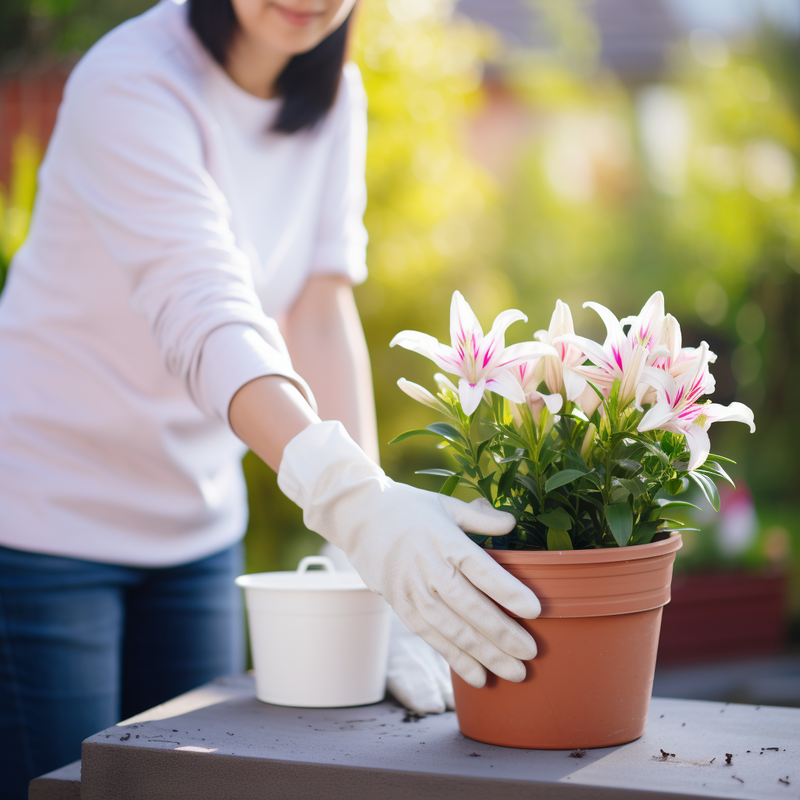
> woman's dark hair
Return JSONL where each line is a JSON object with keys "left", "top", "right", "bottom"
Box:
{"left": 188, "top": 0, "right": 351, "bottom": 134}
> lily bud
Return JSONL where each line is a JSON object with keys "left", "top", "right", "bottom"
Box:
{"left": 581, "top": 423, "right": 597, "bottom": 464}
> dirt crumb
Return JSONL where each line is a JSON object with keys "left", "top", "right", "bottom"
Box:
{"left": 569, "top": 750, "right": 586, "bottom": 759}
{"left": 725, "top": 753, "right": 733, "bottom": 765}
{"left": 403, "top": 711, "right": 424, "bottom": 723}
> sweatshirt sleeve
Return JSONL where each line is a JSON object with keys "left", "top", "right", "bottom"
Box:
{"left": 307, "top": 62, "right": 369, "bottom": 285}
{"left": 60, "top": 63, "right": 316, "bottom": 423}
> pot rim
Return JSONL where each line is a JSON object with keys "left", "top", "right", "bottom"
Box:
{"left": 485, "top": 532, "right": 682, "bottom": 565}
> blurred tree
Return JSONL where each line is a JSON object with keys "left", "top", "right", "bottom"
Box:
{"left": 494, "top": 8, "right": 800, "bottom": 509}
{"left": 0, "top": 0, "right": 154, "bottom": 63}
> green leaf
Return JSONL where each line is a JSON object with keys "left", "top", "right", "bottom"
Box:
{"left": 631, "top": 520, "right": 661, "bottom": 545}
{"left": 439, "top": 475, "right": 460, "bottom": 496}
{"left": 665, "top": 477, "right": 686, "bottom": 495}
{"left": 655, "top": 499, "right": 702, "bottom": 511}
{"left": 453, "top": 454, "right": 478, "bottom": 477}
{"left": 705, "top": 453, "right": 736, "bottom": 465}
{"left": 617, "top": 478, "right": 646, "bottom": 498}
{"left": 497, "top": 460, "right": 521, "bottom": 499}
{"left": 583, "top": 471, "right": 604, "bottom": 489}
{"left": 606, "top": 502, "right": 633, "bottom": 547}
{"left": 416, "top": 469, "right": 457, "bottom": 477}
{"left": 389, "top": 429, "right": 441, "bottom": 444}
{"left": 475, "top": 438, "right": 494, "bottom": 461}
{"left": 426, "top": 422, "right": 468, "bottom": 444}
{"left": 537, "top": 507, "right": 573, "bottom": 530}
{"left": 514, "top": 473, "right": 540, "bottom": 502}
{"left": 544, "top": 469, "right": 586, "bottom": 493}
{"left": 547, "top": 528, "right": 573, "bottom": 550}
{"left": 688, "top": 470, "right": 721, "bottom": 511}
{"left": 697, "top": 460, "right": 735, "bottom": 487}
{"left": 477, "top": 474, "right": 495, "bottom": 501}
{"left": 618, "top": 459, "right": 642, "bottom": 473}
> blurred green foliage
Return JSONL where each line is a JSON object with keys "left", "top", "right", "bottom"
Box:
{"left": 0, "top": 135, "right": 38, "bottom": 293}
{"left": 0, "top": 0, "right": 154, "bottom": 62}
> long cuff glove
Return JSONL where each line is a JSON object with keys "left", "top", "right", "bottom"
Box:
{"left": 278, "top": 420, "right": 541, "bottom": 689}
{"left": 319, "top": 542, "right": 455, "bottom": 714}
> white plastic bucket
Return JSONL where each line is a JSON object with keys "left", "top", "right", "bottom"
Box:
{"left": 236, "top": 556, "right": 390, "bottom": 708}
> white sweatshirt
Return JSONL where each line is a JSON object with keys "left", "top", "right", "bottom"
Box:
{"left": 0, "top": 0, "right": 368, "bottom": 566}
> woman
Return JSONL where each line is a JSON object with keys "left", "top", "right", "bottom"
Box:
{"left": 0, "top": 1, "right": 541, "bottom": 794}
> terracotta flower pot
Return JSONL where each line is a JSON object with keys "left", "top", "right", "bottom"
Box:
{"left": 451, "top": 534, "right": 682, "bottom": 750}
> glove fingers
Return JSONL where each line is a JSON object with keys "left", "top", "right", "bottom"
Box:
{"left": 439, "top": 571, "right": 538, "bottom": 661}
{"left": 457, "top": 547, "right": 542, "bottom": 620}
{"left": 430, "top": 655, "right": 456, "bottom": 711}
{"left": 386, "top": 668, "right": 446, "bottom": 715}
{"left": 394, "top": 599, "right": 488, "bottom": 689}
{"left": 413, "top": 589, "right": 529, "bottom": 683}
{"left": 439, "top": 495, "right": 516, "bottom": 536}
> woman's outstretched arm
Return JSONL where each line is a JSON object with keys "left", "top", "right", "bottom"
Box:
{"left": 281, "top": 275, "right": 379, "bottom": 463}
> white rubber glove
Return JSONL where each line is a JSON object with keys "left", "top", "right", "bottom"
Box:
{"left": 319, "top": 542, "right": 455, "bottom": 714}
{"left": 386, "top": 610, "right": 455, "bottom": 714}
{"left": 278, "top": 420, "right": 541, "bottom": 689}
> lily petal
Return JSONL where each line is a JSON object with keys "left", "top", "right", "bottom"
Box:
{"left": 458, "top": 378, "right": 486, "bottom": 416}
{"left": 583, "top": 301, "right": 626, "bottom": 348}
{"left": 390, "top": 330, "right": 463, "bottom": 375}
{"left": 485, "top": 368, "right": 526, "bottom": 404}
{"left": 702, "top": 401, "right": 756, "bottom": 432}
{"left": 397, "top": 378, "right": 447, "bottom": 412}
{"left": 684, "top": 422, "right": 711, "bottom": 470}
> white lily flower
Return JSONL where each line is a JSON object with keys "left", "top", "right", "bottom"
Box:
{"left": 533, "top": 300, "right": 588, "bottom": 401}
{"left": 557, "top": 291, "right": 670, "bottom": 408}
{"left": 390, "top": 291, "right": 557, "bottom": 416}
{"left": 637, "top": 342, "right": 755, "bottom": 469}
{"left": 397, "top": 378, "right": 448, "bottom": 413}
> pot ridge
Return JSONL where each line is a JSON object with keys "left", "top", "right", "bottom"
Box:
{"left": 487, "top": 534, "right": 682, "bottom": 618}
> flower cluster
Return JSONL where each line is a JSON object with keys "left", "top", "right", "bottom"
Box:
{"left": 391, "top": 291, "right": 755, "bottom": 550}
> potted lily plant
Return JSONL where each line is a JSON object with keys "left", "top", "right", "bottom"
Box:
{"left": 390, "top": 290, "right": 755, "bottom": 749}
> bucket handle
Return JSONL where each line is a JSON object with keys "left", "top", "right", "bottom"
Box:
{"left": 297, "top": 555, "right": 336, "bottom": 574}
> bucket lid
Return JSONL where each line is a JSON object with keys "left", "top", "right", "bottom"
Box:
{"left": 235, "top": 556, "right": 369, "bottom": 592}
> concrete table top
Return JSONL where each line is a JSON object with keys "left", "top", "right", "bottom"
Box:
{"left": 67, "top": 674, "right": 800, "bottom": 800}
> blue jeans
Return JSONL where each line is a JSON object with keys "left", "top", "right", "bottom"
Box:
{"left": 0, "top": 543, "right": 245, "bottom": 800}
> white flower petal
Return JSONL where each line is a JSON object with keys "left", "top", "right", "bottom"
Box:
{"left": 485, "top": 368, "right": 526, "bottom": 404}
{"left": 638, "top": 401, "right": 679, "bottom": 432}
{"left": 562, "top": 367, "right": 587, "bottom": 402}
{"left": 541, "top": 392, "right": 564, "bottom": 414}
{"left": 458, "top": 378, "right": 486, "bottom": 416}
{"left": 583, "top": 301, "right": 626, "bottom": 348}
{"left": 702, "top": 401, "right": 756, "bottom": 433}
{"left": 397, "top": 379, "right": 446, "bottom": 412}
{"left": 684, "top": 423, "right": 711, "bottom": 470}
{"left": 450, "top": 291, "right": 483, "bottom": 357}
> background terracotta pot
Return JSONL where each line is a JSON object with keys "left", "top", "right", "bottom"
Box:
{"left": 451, "top": 534, "right": 682, "bottom": 750}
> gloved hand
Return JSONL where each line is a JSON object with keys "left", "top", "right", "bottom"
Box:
{"left": 278, "top": 420, "right": 541, "bottom": 689}
{"left": 319, "top": 542, "right": 455, "bottom": 714}
{"left": 386, "top": 610, "right": 455, "bottom": 714}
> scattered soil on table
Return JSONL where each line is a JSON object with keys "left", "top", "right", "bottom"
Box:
{"left": 779, "top": 777, "right": 790, "bottom": 785}
{"left": 732, "top": 775, "right": 744, "bottom": 783}
{"left": 120, "top": 733, "right": 130, "bottom": 741}
{"left": 659, "top": 749, "right": 676, "bottom": 759}
{"left": 468, "top": 753, "right": 481, "bottom": 757}
{"left": 569, "top": 750, "right": 586, "bottom": 759}
{"left": 403, "top": 712, "right": 424, "bottom": 723}
{"left": 725, "top": 753, "right": 733, "bottom": 765}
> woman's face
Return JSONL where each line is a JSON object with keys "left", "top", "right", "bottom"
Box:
{"left": 230, "top": 0, "right": 357, "bottom": 57}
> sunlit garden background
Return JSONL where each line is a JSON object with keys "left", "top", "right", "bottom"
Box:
{"left": 2, "top": 0, "right": 799, "bottom": 662}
